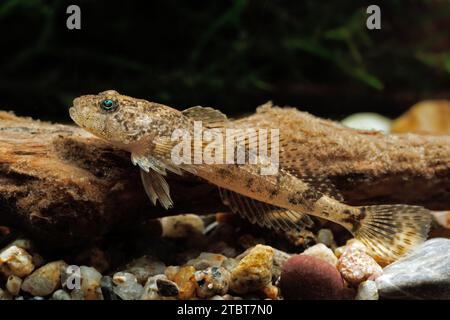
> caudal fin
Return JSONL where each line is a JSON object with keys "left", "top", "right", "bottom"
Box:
{"left": 353, "top": 204, "right": 431, "bottom": 264}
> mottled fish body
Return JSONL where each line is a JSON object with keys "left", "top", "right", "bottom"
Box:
{"left": 70, "top": 90, "right": 432, "bottom": 263}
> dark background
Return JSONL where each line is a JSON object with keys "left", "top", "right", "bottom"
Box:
{"left": 1, "top": 0, "right": 450, "bottom": 122}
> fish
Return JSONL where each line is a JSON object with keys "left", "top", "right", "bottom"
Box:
{"left": 69, "top": 90, "right": 432, "bottom": 263}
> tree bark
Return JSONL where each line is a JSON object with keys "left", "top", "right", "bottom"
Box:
{"left": 0, "top": 104, "right": 448, "bottom": 246}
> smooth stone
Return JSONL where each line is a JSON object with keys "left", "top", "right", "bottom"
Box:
{"left": 164, "top": 266, "right": 180, "bottom": 281}
{"left": 0, "top": 245, "right": 35, "bottom": 277}
{"left": 80, "top": 266, "right": 103, "bottom": 300}
{"left": 186, "top": 252, "right": 227, "bottom": 270}
{"left": 317, "top": 229, "right": 335, "bottom": 248}
{"left": 302, "top": 243, "right": 338, "bottom": 267}
{"left": 160, "top": 214, "right": 204, "bottom": 238}
{"left": 156, "top": 278, "right": 179, "bottom": 297}
{"left": 21, "top": 260, "right": 67, "bottom": 296}
{"left": 52, "top": 289, "right": 71, "bottom": 300}
{"left": 355, "top": 280, "right": 379, "bottom": 300}
{"left": 341, "top": 112, "right": 391, "bottom": 133}
{"left": 0, "top": 287, "right": 12, "bottom": 300}
{"left": 6, "top": 275, "right": 22, "bottom": 296}
{"left": 280, "top": 255, "right": 344, "bottom": 300}
{"left": 376, "top": 238, "right": 450, "bottom": 299}
{"left": 100, "top": 276, "right": 117, "bottom": 300}
{"left": 70, "top": 289, "right": 85, "bottom": 300}
{"left": 141, "top": 274, "right": 167, "bottom": 300}
{"left": 124, "top": 256, "right": 166, "bottom": 284}
{"left": 271, "top": 248, "right": 292, "bottom": 280}
{"left": 113, "top": 273, "right": 144, "bottom": 300}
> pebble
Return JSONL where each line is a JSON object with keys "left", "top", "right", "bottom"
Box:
{"left": 271, "top": 248, "right": 292, "bottom": 280}
{"left": 222, "top": 258, "right": 239, "bottom": 273}
{"left": 230, "top": 244, "right": 274, "bottom": 294}
{"left": 52, "top": 289, "right": 71, "bottom": 300}
{"left": 280, "top": 255, "right": 344, "bottom": 300}
{"left": 262, "top": 283, "right": 279, "bottom": 299}
{"left": 334, "top": 246, "right": 346, "bottom": 259}
{"left": 341, "top": 112, "right": 391, "bottom": 133}
{"left": 0, "top": 287, "right": 12, "bottom": 300}
{"left": 124, "top": 255, "right": 166, "bottom": 284}
{"left": 156, "top": 278, "right": 179, "bottom": 297}
{"left": 317, "top": 229, "right": 335, "bottom": 248}
{"left": 141, "top": 274, "right": 167, "bottom": 300}
{"left": 173, "top": 266, "right": 197, "bottom": 299}
{"left": 61, "top": 265, "right": 81, "bottom": 290}
{"left": 355, "top": 280, "right": 379, "bottom": 300}
{"left": 302, "top": 243, "right": 338, "bottom": 267}
{"left": 21, "top": 260, "right": 67, "bottom": 296}
{"left": 194, "top": 267, "right": 231, "bottom": 298}
{"left": 113, "top": 271, "right": 137, "bottom": 285}
{"left": 100, "top": 276, "right": 117, "bottom": 300}
{"left": 80, "top": 266, "right": 103, "bottom": 300}
{"left": 70, "top": 289, "right": 85, "bottom": 300}
{"left": 186, "top": 252, "right": 227, "bottom": 270}
{"left": 0, "top": 245, "right": 35, "bottom": 277}
{"left": 165, "top": 266, "right": 180, "bottom": 281}
{"left": 113, "top": 272, "right": 144, "bottom": 300}
{"left": 6, "top": 275, "right": 22, "bottom": 296}
{"left": 376, "top": 238, "right": 450, "bottom": 299}
{"left": 337, "top": 246, "right": 383, "bottom": 286}
{"left": 160, "top": 214, "right": 204, "bottom": 238}
{"left": 6, "top": 239, "right": 33, "bottom": 251}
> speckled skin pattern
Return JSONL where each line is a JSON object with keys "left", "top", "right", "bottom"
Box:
{"left": 70, "top": 90, "right": 432, "bottom": 264}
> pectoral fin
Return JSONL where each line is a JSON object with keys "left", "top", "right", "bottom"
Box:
{"left": 131, "top": 152, "right": 182, "bottom": 176}
{"left": 218, "top": 188, "right": 313, "bottom": 232}
{"left": 140, "top": 169, "right": 174, "bottom": 209}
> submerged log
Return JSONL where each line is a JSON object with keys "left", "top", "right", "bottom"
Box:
{"left": 0, "top": 104, "right": 448, "bottom": 246}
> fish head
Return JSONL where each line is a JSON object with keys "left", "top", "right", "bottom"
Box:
{"left": 70, "top": 90, "right": 182, "bottom": 148}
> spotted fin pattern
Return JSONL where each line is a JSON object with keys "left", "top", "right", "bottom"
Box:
{"left": 219, "top": 188, "right": 314, "bottom": 232}
{"left": 353, "top": 204, "right": 432, "bottom": 263}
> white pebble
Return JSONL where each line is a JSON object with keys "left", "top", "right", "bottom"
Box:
{"left": 355, "top": 280, "right": 379, "bottom": 300}
{"left": 6, "top": 275, "right": 22, "bottom": 296}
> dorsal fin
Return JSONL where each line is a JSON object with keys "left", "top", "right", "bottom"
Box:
{"left": 218, "top": 188, "right": 314, "bottom": 232}
{"left": 182, "top": 106, "right": 228, "bottom": 128}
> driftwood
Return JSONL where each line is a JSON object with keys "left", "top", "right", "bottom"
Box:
{"left": 0, "top": 104, "right": 449, "bottom": 246}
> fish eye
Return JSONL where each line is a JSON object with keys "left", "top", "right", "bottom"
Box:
{"left": 100, "top": 99, "right": 118, "bottom": 112}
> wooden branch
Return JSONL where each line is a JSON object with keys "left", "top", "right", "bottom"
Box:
{"left": 235, "top": 103, "right": 449, "bottom": 209}
{"left": 0, "top": 104, "right": 448, "bottom": 246}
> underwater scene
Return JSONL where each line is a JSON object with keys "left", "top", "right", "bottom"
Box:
{"left": 0, "top": 0, "right": 449, "bottom": 305}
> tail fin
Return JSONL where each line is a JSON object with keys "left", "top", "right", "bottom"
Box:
{"left": 353, "top": 205, "right": 431, "bottom": 264}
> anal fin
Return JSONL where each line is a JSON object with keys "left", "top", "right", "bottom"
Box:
{"left": 218, "top": 188, "right": 313, "bottom": 232}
